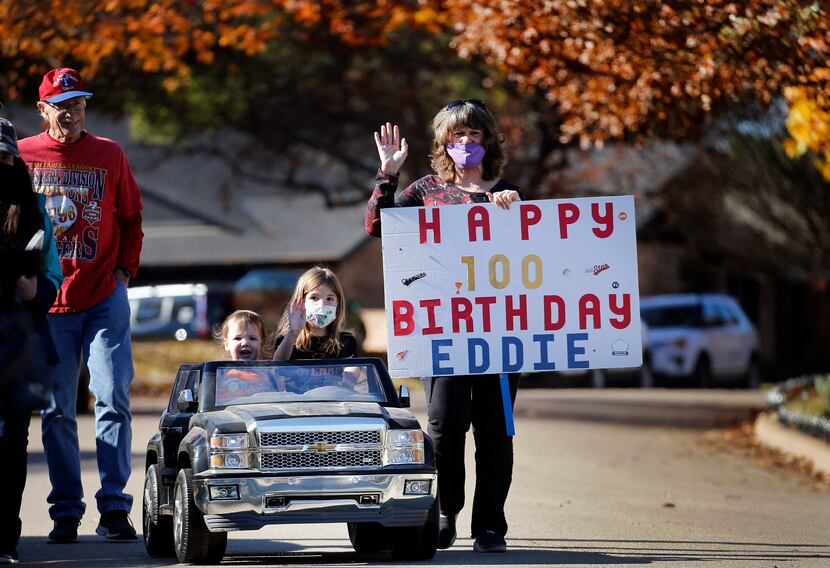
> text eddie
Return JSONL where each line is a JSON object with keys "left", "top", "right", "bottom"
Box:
{"left": 380, "top": 196, "right": 642, "bottom": 379}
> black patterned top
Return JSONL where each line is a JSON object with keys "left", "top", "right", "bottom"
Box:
{"left": 365, "top": 170, "right": 525, "bottom": 237}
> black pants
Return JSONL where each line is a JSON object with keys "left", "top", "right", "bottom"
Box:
{"left": 0, "top": 396, "right": 32, "bottom": 555}
{"left": 423, "top": 373, "right": 520, "bottom": 538}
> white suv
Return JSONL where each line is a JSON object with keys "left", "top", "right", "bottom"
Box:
{"left": 640, "top": 294, "right": 761, "bottom": 388}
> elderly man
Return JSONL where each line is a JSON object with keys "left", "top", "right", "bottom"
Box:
{"left": 18, "top": 68, "right": 144, "bottom": 543}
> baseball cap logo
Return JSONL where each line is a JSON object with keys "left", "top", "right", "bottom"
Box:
{"left": 39, "top": 67, "right": 94, "bottom": 103}
{"left": 54, "top": 72, "right": 79, "bottom": 92}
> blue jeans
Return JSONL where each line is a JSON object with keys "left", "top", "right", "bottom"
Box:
{"left": 42, "top": 283, "right": 134, "bottom": 520}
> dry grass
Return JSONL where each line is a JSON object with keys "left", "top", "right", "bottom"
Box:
{"left": 132, "top": 339, "right": 225, "bottom": 396}
{"left": 703, "top": 421, "right": 830, "bottom": 492}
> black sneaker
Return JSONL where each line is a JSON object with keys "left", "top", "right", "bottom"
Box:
{"left": 0, "top": 551, "right": 19, "bottom": 565}
{"left": 48, "top": 517, "right": 80, "bottom": 544}
{"left": 437, "top": 514, "right": 457, "bottom": 549}
{"left": 95, "top": 510, "right": 137, "bottom": 540}
{"left": 473, "top": 530, "right": 507, "bottom": 553}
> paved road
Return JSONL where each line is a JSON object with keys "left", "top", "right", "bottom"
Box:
{"left": 18, "top": 388, "right": 830, "bottom": 567}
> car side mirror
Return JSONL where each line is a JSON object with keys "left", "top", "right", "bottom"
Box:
{"left": 177, "top": 389, "right": 197, "bottom": 412}
{"left": 398, "top": 385, "right": 410, "bottom": 408}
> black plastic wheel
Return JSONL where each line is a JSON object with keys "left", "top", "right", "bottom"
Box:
{"left": 390, "top": 499, "right": 439, "bottom": 560}
{"left": 173, "top": 468, "right": 227, "bottom": 564}
{"left": 143, "top": 464, "right": 175, "bottom": 557}
{"left": 348, "top": 522, "right": 390, "bottom": 553}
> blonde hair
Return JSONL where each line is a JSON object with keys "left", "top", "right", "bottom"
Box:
{"left": 430, "top": 101, "right": 506, "bottom": 183}
{"left": 214, "top": 310, "right": 273, "bottom": 359}
{"left": 277, "top": 266, "right": 347, "bottom": 356}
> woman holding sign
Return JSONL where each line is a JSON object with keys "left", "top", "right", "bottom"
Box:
{"left": 366, "top": 100, "right": 524, "bottom": 553}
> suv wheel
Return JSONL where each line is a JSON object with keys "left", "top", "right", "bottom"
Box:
{"left": 143, "top": 464, "right": 174, "bottom": 557}
{"left": 390, "top": 498, "right": 439, "bottom": 560}
{"left": 639, "top": 353, "right": 654, "bottom": 389}
{"left": 694, "top": 355, "right": 712, "bottom": 389}
{"left": 173, "top": 468, "right": 227, "bottom": 564}
{"left": 745, "top": 355, "right": 762, "bottom": 389}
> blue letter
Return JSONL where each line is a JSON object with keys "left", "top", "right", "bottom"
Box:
{"left": 501, "top": 336, "right": 524, "bottom": 372}
{"left": 468, "top": 338, "right": 490, "bottom": 374}
{"left": 567, "top": 333, "right": 589, "bottom": 369}
{"left": 432, "top": 339, "right": 454, "bottom": 375}
{"left": 532, "top": 334, "right": 556, "bottom": 371}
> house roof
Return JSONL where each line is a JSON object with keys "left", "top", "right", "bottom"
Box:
{"left": 4, "top": 105, "right": 371, "bottom": 268}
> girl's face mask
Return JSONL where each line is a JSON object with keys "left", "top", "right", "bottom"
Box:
{"left": 445, "top": 143, "right": 486, "bottom": 169}
{"left": 306, "top": 304, "right": 337, "bottom": 328}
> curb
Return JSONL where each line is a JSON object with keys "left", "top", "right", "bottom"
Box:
{"left": 754, "top": 412, "right": 830, "bottom": 476}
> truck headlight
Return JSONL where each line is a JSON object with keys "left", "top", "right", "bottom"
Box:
{"left": 210, "top": 433, "right": 251, "bottom": 469}
{"left": 210, "top": 452, "right": 250, "bottom": 469}
{"left": 210, "top": 434, "right": 249, "bottom": 449}
{"left": 384, "top": 429, "right": 425, "bottom": 465}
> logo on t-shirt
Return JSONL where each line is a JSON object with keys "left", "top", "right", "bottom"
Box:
{"left": 82, "top": 201, "right": 102, "bottom": 224}
{"left": 33, "top": 164, "right": 108, "bottom": 261}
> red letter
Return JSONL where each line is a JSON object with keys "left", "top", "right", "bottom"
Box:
{"left": 558, "top": 203, "right": 579, "bottom": 239}
{"left": 520, "top": 204, "right": 541, "bottom": 241}
{"left": 451, "top": 297, "right": 474, "bottom": 333}
{"left": 505, "top": 294, "right": 528, "bottom": 331}
{"left": 474, "top": 296, "right": 497, "bottom": 333}
{"left": 392, "top": 300, "right": 414, "bottom": 336}
{"left": 591, "top": 202, "right": 614, "bottom": 238}
{"left": 420, "top": 299, "right": 443, "bottom": 335}
{"left": 609, "top": 293, "right": 631, "bottom": 329}
{"left": 578, "top": 294, "right": 601, "bottom": 329}
{"left": 543, "top": 295, "right": 566, "bottom": 331}
{"left": 467, "top": 206, "right": 490, "bottom": 242}
{"left": 419, "top": 208, "right": 441, "bottom": 244}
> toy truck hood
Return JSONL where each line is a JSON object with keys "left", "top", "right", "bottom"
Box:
{"left": 198, "top": 402, "right": 421, "bottom": 432}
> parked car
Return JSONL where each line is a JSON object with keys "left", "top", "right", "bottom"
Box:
{"left": 128, "top": 283, "right": 233, "bottom": 340}
{"left": 142, "top": 357, "right": 438, "bottom": 564}
{"left": 640, "top": 293, "right": 761, "bottom": 388}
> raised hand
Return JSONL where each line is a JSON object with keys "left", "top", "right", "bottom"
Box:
{"left": 287, "top": 297, "right": 307, "bottom": 334}
{"left": 374, "top": 122, "right": 408, "bottom": 175}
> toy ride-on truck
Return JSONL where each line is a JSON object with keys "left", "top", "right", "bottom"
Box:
{"left": 142, "top": 358, "right": 438, "bottom": 564}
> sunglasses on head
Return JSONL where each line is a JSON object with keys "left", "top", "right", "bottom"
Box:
{"left": 445, "top": 99, "right": 487, "bottom": 111}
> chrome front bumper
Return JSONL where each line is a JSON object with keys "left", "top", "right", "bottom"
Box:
{"left": 193, "top": 471, "right": 436, "bottom": 532}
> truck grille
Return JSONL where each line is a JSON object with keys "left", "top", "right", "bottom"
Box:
{"left": 259, "top": 450, "right": 382, "bottom": 469}
{"left": 257, "top": 429, "right": 384, "bottom": 471}
{"left": 260, "top": 430, "right": 381, "bottom": 447}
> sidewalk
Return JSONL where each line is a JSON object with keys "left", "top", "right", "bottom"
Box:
{"left": 754, "top": 411, "right": 830, "bottom": 476}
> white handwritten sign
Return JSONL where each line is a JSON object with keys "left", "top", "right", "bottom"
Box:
{"left": 380, "top": 196, "right": 642, "bottom": 378}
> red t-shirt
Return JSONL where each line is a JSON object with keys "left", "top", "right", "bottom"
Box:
{"left": 19, "top": 131, "right": 144, "bottom": 313}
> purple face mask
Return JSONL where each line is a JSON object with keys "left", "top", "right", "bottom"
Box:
{"left": 445, "top": 143, "right": 486, "bottom": 169}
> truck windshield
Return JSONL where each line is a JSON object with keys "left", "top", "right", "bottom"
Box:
{"left": 215, "top": 363, "right": 387, "bottom": 406}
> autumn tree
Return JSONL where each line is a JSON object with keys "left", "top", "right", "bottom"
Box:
{"left": 2, "top": 0, "right": 828, "bottom": 188}
{"left": 784, "top": 87, "right": 830, "bottom": 180}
